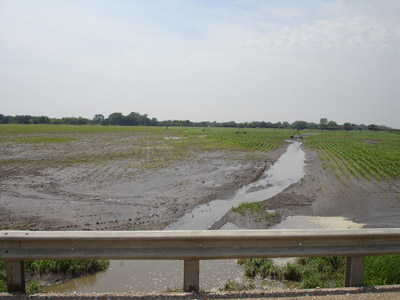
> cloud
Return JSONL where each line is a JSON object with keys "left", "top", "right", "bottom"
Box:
{"left": 241, "top": 16, "right": 400, "bottom": 55}
{"left": 0, "top": 0, "right": 399, "bottom": 127}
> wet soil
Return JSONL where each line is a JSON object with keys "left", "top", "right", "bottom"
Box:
{"left": 2, "top": 133, "right": 400, "bottom": 291}
{"left": 219, "top": 146, "right": 400, "bottom": 229}
{"left": 0, "top": 132, "right": 283, "bottom": 232}
{"left": 1, "top": 134, "right": 399, "bottom": 232}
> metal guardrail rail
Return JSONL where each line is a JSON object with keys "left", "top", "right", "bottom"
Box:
{"left": 1, "top": 229, "right": 400, "bottom": 293}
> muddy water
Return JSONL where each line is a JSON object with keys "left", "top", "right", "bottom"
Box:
{"left": 47, "top": 141, "right": 305, "bottom": 293}
{"left": 166, "top": 140, "right": 305, "bottom": 230}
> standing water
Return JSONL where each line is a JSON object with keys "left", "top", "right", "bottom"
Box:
{"left": 47, "top": 141, "right": 305, "bottom": 293}
{"left": 166, "top": 141, "right": 305, "bottom": 230}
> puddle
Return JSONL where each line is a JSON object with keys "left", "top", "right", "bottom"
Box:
{"left": 165, "top": 141, "right": 305, "bottom": 230}
{"left": 164, "top": 136, "right": 186, "bottom": 140}
{"left": 47, "top": 141, "right": 306, "bottom": 293}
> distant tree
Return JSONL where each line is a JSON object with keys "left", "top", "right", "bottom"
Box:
{"left": 307, "top": 122, "right": 318, "bottom": 129}
{"left": 327, "top": 120, "right": 338, "bottom": 131}
{"left": 368, "top": 124, "right": 378, "bottom": 132}
{"left": 15, "top": 115, "right": 31, "bottom": 124}
{"left": 259, "top": 121, "right": 267, "bottom": 128}
{"left": 38, "top": 116, "right": 50, "bottom": 124}
{"left": 62, "top": 117, "right": 78, "bottom": 125}
{"left": 76, "top": 117, "right": 88, "bottom": 125}
{"left": 292, "top": 120, "right": 308, "bottom": 130}
{"left": 265, "top": 122, "right": 273, "bottom": 128}
{"left": 50, "top": 118, "right": 62, "bottom": 124}
{"left": 107, "top": 113, "right": 125, "bottom": 125}
{"left": 0, "top": 114, "right": 8, "bottom": 124}
{"left": 93, "top": 114, "right": 105, "bottom": 124}
{"left": 126, "top": 112, "right": 140, "bottom": 125}
{"left": 320, "top": 118, "right": 328, "bottom": 130}
{"left": 222, "top": 121, "right": 237, "bottom": 128}
{"left": 343, "top": 122, "right": 354, "bottom": 131}
{"left": 150, "top": 118, "right": 158, "bottom": 126}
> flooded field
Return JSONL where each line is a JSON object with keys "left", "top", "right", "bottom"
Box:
{"left": 1, "top": 125, "right": 399, "bottom": 292}
{"left": 47, "top": 140, "right": 305, "bottom": 293}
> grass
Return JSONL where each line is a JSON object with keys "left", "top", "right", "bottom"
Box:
{"left": 232, "top": 202, "right": 281, "bottom": 222}
{"left": 0, "top": 124, "right": 165, "bottom": 135}
{"left": 364, "top": 255, "right": 400, "bottom": 286}
{"left": 0, "top": 260, "right": 109, "bottom": 293}
{"left": 238, "top": 255, "right": 400, "bottom": 289}
{"left": 0, "top": 125, "right": 292, "bottom": 179}
{"left": 238, "top": 258, "right": 283, "bottom": 279}
{"left": 232, "top": 202, "right": 265, "bottom": 215}
{"left": 0, "top": 124, "right": 291, "bottom": 152}
{"left": 220, "top": 280, "right": 256, "bottom": 291}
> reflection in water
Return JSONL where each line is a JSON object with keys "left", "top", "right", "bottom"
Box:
{"left": 166, "top": 141, "right": 305, "bottom": 230}
{"left": 47, "top": 141, "right": 306, "bottom": 293}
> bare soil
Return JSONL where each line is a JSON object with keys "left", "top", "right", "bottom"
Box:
{"left": 0, "top": 132, "right": 283, "bottom": 231}
{"left": 1, "top": 133, "right": 399, "bottom": 232}
{"left": 219, "top": 146, "right": 400, "bottom": 229}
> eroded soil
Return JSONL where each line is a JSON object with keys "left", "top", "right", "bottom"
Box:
{"left": 0, "top": 131, "right": 283, "bottom": 231}
{"left": 220, "top": 146, "right": 400, "bottom": 229}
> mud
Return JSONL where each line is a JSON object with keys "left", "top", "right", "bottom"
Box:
{"left": 219, "top": 146, "right": 400, "bottom": 229}
{"left": 0, "top": 132, "right": 283, "bottom": 231}
{"left": 1, "top": 133, "right": 399, "bottom": 232}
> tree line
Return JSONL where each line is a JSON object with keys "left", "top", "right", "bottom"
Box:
{"left": 0, "top": 112, "right": 397, "bottom": 132}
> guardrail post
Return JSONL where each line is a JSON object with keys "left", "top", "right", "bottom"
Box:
{"left": 6, "top": 261, "right": 25, "bottom": 293}
{"left": 184, "top": 259, "right": 199, "bottom": 292}
{"left": 345, "top": 256, "right": 365, "bottom": 287}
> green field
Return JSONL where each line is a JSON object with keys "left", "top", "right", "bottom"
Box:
{"left": 0, "top": 124, "right": 290, "bottom": 150}
{"left": 305, "top": 131, "right": 400, "bottom": 182}
{"left": 0, "top": 125, "right": 291, "bottom": 173}
{"left": 1, "top": 124, "right": 399, "bottom": 178}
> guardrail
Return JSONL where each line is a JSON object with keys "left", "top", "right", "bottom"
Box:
{"left": 1, "top": 229, "right": 400, "bottom": 293}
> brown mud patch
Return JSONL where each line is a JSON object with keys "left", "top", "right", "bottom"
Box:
{"left": 0, "top": 131, "right": 284, "bottom": 231}
{"left": 1, "top": 133, "right": 399, "bottom": 232}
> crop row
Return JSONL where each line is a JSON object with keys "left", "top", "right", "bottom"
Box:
{"left": 306, "top": 132, "right": 400, "bottom": 181}
{"left": 188, "top": 128, "right": 291, "bottom": 152}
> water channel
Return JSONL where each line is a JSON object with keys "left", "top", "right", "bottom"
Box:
{"left": 47, "top": 141, "right": 306, "bottom": 293}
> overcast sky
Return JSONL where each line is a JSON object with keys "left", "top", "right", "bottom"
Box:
{"left": 1, "top": 0, "right": 399, "bottom": 127}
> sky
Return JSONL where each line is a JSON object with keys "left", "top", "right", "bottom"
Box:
{"left": 1, "top": 0, "right": 399, "bottom": 128}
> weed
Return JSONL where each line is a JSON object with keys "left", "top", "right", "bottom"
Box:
{"left": 283, "top": 263, "right": 303, "bottom": 281}
{"left": 232, "top": 202, "right": 280, "bottom": 223}
{"left": 26, "top": 281, "right": 44, "bottom": 293}
{"left": 0, "top": 260, "right": 109, "bottom": 293}
{"left": 220, "top": 280, "right": 255, "bottom": 291}
{"left": 238, "top": 258, "right": 282, "bottom": 280}
{"left": 0, "top": 280, "right": 6, "bottom": 293}
{"left": 164, "top": 287, "right": 184, "bottom": 293}
{"left": 232, "top": 202, "right": 265, "bottom": 215}
{"left": 364, "top": 255, "right": 400, "bottom": 286}
{"left": 263, "top": 210, "right": 281, "bottom": 220}
{"left": 24, "top": 259, "right": 109, "bottom": 276}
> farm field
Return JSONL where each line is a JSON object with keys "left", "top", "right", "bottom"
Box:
{"left": 206, "top": 129, "right": 400, "bottom": 229}
{"left": 0, "top": 124, "right": 288, "bottom": 231}
{"left": 0, "top": 124, "right": 399, "bottom": 232}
